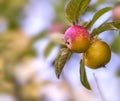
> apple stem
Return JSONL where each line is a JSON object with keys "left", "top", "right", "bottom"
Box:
{"left": 73, "top": 19, "right": 79, "bottom": 25}
{"left": 75, "top": 19, "right": 79, "bottom": 25}
{"left": 103, "top": 65, "right": 106, "bottom": 68}
{"left": 73, "top": 21, "right": 76, "bottom": 25}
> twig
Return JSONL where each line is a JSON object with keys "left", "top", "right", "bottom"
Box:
{"left": 93, "top": 73, "right": 106, "bottom": 101}
{"left": 99, "top": 16, "right": 111, "bottom": 27}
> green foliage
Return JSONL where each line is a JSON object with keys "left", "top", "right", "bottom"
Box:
{"left": 18, "top": 47, "right": 36, "bottom": 60}
{"left": 80, "top": 59, "right": 91, "bottom": 90}
{"left": 87, "top": 7, "right": 112, "bottom": 30}
{"left": 91, "top": 21, "right": 120, "bottom": 36}
{"left": 55, "top": 0, "right": 120, "bottom": 91}
{"left": 54, "top": 0, "right": 66, "bottom": 22}
{"left": 54, "top": 48, "right": 71, "bottom": 78}
{"left": 111, "top": 33, "right": 120, "bottom": 55}
{"left": 0, "top": 0, "right": 28, "bottom": 29}
{"left": 44, "top": 42, "right": 55, "bottom": 57}
{"left": 30, "top": 32, "right": 46, "bottom": 44}
{"left": 65, "top": 0, "right": 90, "bottom": 23}
{"left": 79, "top": 21, "right": 89, "bottom": 27}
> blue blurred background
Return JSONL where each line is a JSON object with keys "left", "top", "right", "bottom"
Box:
{"left": 0, "top": 0, "right": 120, "bottom": 101}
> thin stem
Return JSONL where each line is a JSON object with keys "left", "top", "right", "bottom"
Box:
{"left": 82, "top": 53, "right": 85, "bottom": 61}
{"left": 91, "top": 16, "right": 111, "bottom": 38}
{"left": 99, "top": 16, "right": 111, "bottom": 27}
{"left": 73, "top": 19, "right": 79, "bottom": 25}
{"left": 75, "top": 19, "right": 79, "bottom": 25}
{"left": 93, "top": 73, "right": 106, "bottom": 101}
{"left": 73, "top": 21, "right": 75, "bottom": 25}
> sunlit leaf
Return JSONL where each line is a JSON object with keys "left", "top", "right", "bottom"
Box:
{"left": 87, "top": 7, "right": 112, "bottom": 30}
{"left": 80, "top": 59, "right": 91, "bottom": 90}
{"left": 91, "top": 21, "right": 120, "bottom": 36}
{"left": 65, "top": 0, "right": 90, "bottom": 23}
{"left": 54, "top": 48, "right": 71, "bottom": 78}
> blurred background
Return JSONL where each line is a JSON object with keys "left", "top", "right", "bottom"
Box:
{"left": 0, "top": 0, "right": 120, "bottom": 101}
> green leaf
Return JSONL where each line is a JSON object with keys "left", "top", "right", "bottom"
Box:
{"left": 65, "top": 0, "right": 90, "bottom": 23}
{"left": 25, "top": 47, "right": 36, "bottom": 57}
{"left": 54, "top": 48, "right": 71, "bottom": 78}
{"left": 80, "top": 59, "right": 91, "bottom": 90}
{"left": 111, "top": 33, "right": 120, "bottom": 55}
{"left": 87, "top": 7, "right": 112, "bottom": 30}
{"left": 44, "top": 42, "right": 55, "bottom": 57}
{"left": 31, "top": 32, "right": 46, "bottom": 44}
{"left": 91, "top": 21, "right": 120, "bottom": 36}
{"left": 79, "top": 21, "right": 90, "bottom": 27}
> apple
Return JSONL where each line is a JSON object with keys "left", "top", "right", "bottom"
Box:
{"left": 64, "top": 25, "right": 91, "bottom": 53}
{"left": 85, "top": 40, "right": 111, "bottom": 69}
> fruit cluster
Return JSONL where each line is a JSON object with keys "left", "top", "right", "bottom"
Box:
{"left": 63, "top": 4, "right": 120, "bottom": 69}
{"left": 54, "top": 0, "right": 120, "bottom": 90}
{"left": 64, "top": 25, "right": 111, "bottom": 69}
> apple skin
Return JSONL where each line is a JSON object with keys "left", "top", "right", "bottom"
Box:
{"left": 112, "top": 5, "right": 120, "bottom": 21}
{"left": 64, "top": 25, "right": 91, "bottom": 53}
{"left": 85, "top": 40, "right": 111, "bottom": 69}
